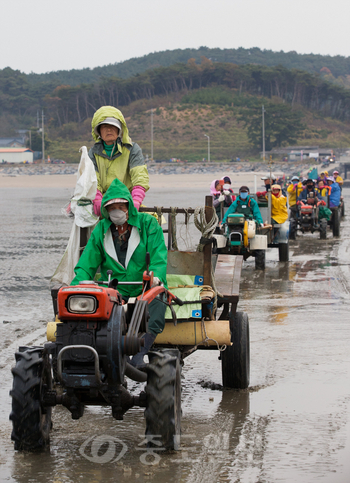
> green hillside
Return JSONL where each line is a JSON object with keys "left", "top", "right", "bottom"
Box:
{"left": 47, "top": 87, "right": 350, "bottom": 163}
{"left": 23, "top": 47, "right": 350, "bottom": 87}
{"left": 2, "top": 59, "right": 350, "bottom": 162}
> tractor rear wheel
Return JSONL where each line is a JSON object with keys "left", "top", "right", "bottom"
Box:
{"left": 221, "top": 312, "right": 250, "bottom": 389}
{"left": 333, "top": 209, "right": 340, "bottom": 237}
{"left": 10, "top": 347, "right": 52, "bottom": 451}
{"left": 254, "top": 250, "right": 266, "bottom": 270}
{"left": 278, "top": 243, "right": 289, "bottom": 262}
{"left": 145, "top": 349, "right": 181, "bottom": 450}
{"left": 319, "top": 218, "right": 327, "bottom": 239}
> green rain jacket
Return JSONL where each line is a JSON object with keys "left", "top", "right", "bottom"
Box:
{"left": 71, "top": 179, "right": 167, "bottom": 297}
{"left": 89, "top": 106, "right": 149, "bottom": 195}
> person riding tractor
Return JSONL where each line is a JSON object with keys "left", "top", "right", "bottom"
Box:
{"left": 287, "top": 175, "right": 303, "bottom": 219}
{"left": 297, "top": 179, "right": 319, "bottom": 204}
{"left": 71, "top": 178, "right": 168, "bottom": 369}
{"left": 297, "top": 179, "right": 331, "bottom": 222}
{"left": 221, "top": 186, "right": 264, "bottom": 226}
{"left": 333, "top": 170, "right": 343, "bottom": 188}
{"left": 327, "top": 176, "right": 341, "bottom": 208}
{"left": 269, "top": 185, "right": 288, "bottom": 224}
{"left": 261, "top": 174, "right": 276, "bottom": 192}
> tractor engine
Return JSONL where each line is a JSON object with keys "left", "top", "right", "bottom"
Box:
{"left": 46, "top": 282, "right": 144, "bottom": 419}
{"left": 226, "top": 214, "right": 256, "bottom": 248}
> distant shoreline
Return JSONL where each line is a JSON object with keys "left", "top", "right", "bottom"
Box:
{"left": 0, "top": 159, "right": 318, "bottom": 190}
{"left": 0, "top": 171, "right": 298, "bottom": 191}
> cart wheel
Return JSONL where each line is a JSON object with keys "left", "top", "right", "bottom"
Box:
{"left": 278, "top": 243, "right": 289, "bottom": 262}
{"left": 10, "top": 347, "right": 52, "bottom": 451}
{"left": 319, "top": 218, "right": 327, "bottom": 239}
{"left": 145, "top": 349, "right": 181, "bottom": 450}
{"left": 254, "top": 250, "right": 266, "bottom": 270}
{"left": 333, "top": 209, "right": 340, "bottom": 237}
{"left": 221, "top": 312, "right": 250, "bottom": 389}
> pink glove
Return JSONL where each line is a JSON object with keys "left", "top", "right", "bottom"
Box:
{"left": 93, "top": 189, "right": 103, "bottom": 217}
{"left": 292, "top": 183, "right": 298, "bottom": 191}
{"left": 131, "top": 186, "right": 146, "bottom": 211}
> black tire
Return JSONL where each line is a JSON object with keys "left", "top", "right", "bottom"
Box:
{"left": 254, "top": 250, "right": 266, "bottom": 270}
{"left": 319, "top": 218, "right": 327, "bottom": 239}
{"left": 278, "top": 243, "right": 289, "bottom": 262}
{"left": 341, "top": 202, "right": 345, "bottom": 218}
{"left": 10, "top": 347, "right": 52, "bottom": 451}
{"left": 289, "top": 218, "right": 297, "bottom": 240}
{"left": 145, "top": 349, "right": 181, "bottom": 450}
{"left": 221, "top": 312, "right": 250, "bottom": 389}
{"left": 333, "top": 209, "right": 340, "bottom": 237}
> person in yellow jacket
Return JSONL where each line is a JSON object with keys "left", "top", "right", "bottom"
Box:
{"left": 89, "top": 106, "right": 150, "bottom": 216}
{"left": 268, "top": 184, "right": 288, "bottom": 224}
{"left": 333, "top": 170, "right": 343, "bottom": 187}
{"left": 287, "top": 175, "right": 303, "bottom": 219}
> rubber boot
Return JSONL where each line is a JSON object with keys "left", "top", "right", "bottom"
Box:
{"left": 129, "top": 333, "right": 156, "bottom": 369}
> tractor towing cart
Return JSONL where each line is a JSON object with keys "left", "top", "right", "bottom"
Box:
{"left": 213, "top": 213, "right": 268, "bottom": 270}
{"left": 289, "top": 196, "right": 340, "bottom": 240}
{"left": 10, "top": 197, "right": 249, "bottom": 453}
{"left": 212, "top": 192, "right": 289, "bottom": 270}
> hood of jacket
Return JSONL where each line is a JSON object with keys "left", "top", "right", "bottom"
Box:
{"left": 210, "top": 179, "right": 222, "bottom": 196}
{"left": 91, "top": 106, "right": 132, "bottom": 145}
{"left": 101, "top": 178, "right": 140, "bottom": 228}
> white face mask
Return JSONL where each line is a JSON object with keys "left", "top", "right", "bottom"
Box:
{"left": 109, "top": 209, "right": 127, "bottom": 226}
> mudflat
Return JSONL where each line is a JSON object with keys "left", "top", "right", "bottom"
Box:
{"left": 0, "top": 171, "right": 273, "bottom": 191}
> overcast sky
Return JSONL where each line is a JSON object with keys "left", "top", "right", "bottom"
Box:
{"left": 2, "top": 0, "right": 350, "bottom": 74}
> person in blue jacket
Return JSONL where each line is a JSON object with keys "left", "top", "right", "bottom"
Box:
{"left": 327, "top": 176, "right": 341, "bottom": 208}
{"left": 221, "top": 186, "right": 264, "bottom": 225}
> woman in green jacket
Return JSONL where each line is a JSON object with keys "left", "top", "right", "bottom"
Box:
{"left": 90, "top": 106, "right": 150, "bottom": 215}
{"left": 71, "top": 178, "right": 167, "bottom": 368}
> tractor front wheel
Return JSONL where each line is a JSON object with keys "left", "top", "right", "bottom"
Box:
{"left": 10, "top": 347, "right": 52, "bottom": 451}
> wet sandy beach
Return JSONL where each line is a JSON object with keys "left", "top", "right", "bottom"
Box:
{"left": 0, "top": 171, "right": 276, "bottom": 192}
{"left": 0, "top": 175, "right": 350, "bottom": 482}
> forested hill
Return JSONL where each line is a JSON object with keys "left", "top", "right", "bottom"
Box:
{"left": 24, "top": 47, "right": 350, "bottom": 87}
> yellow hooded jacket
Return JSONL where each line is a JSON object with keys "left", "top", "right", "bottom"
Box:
{"left": 89, "top": 106, "right": 149, "bottom": 195}
{"left": 287, "top": 182, "right": 303, "bottom": 207}
{"left": 269, "top": 194, "right": 288, "bottom": 224}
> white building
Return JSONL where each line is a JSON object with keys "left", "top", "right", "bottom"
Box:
{"left": 0, "top": 148, "right": 34, "bottom": 164}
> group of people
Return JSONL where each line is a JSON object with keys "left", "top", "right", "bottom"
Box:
{"left": 286, "top": 170, "right": 342, "bottom": 220}
{"left": 212, "top": 168, "right": 343, "bottom": 229}
{"left": 213, "top": 173, "right": 289, "bottom": 227}
{"left": 68, "top": 105, "right": 345, "bottom": 369}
